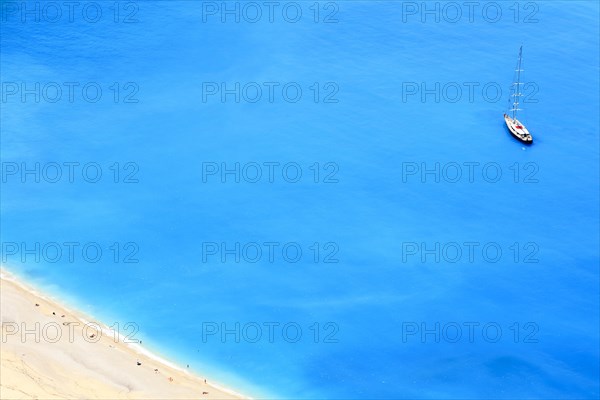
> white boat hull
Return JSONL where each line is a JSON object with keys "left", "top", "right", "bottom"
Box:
{"left": 504, "top": 114, "right": 533, "bottom": 144}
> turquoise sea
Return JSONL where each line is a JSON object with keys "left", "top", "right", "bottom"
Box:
{"left": 1, "top": 1, "right": 599, "bottom": 398}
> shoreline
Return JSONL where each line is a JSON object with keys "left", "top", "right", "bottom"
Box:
{"left": 0, "top": 267, "right": 249, "bottom": 399}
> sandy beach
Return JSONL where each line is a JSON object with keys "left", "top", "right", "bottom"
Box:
{"left": 0, "top": 269, "right": 246, "bottom": 399}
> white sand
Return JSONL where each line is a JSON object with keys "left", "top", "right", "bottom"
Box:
{"left": 0, "top": 270, "right": 248, "bottom": 399}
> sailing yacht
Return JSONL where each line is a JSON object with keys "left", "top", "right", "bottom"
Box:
{"left": 504, "top": 46, "right": 533, "bottom": 144}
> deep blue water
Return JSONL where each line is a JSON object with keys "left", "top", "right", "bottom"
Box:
{"left": 1, "top": 1, "right": 599, "bottom": 398}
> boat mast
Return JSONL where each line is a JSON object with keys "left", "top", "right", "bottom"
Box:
{"left": 512, "top": 46, "right": 523, "bottom": 120}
